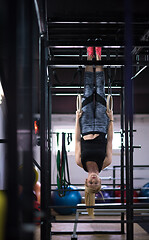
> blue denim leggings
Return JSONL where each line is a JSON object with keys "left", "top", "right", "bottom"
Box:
{"left": 80, "top": 71, "right": 109, "bottom": 136}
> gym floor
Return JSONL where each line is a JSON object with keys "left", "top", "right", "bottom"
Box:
{"left": 34, "top": 215, "right": 149, "bottom": 240}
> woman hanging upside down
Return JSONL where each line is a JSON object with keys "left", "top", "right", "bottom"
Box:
{"left": 75, "top": 46, "right": 113, "bottom": 217}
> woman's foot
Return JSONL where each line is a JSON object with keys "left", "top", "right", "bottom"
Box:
{"left": 87, "top": 47, "right": 94, "bottom": 60}
{"left": 95, "top": 47, "right": 102, "bottom": 60}
{"left": 86, "top": 47, "right": 94, "bottom": 72}
{"left": 95, "top": 47, "right": 103, "bottom": 71}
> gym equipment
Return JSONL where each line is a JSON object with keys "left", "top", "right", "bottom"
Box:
{"left": 107, "top": 94, "right": 113, "bottom": 112}
{"left": 95, "top": 191, "right": 111, "bottom": 203}
{"left": 55, "top": 133, "right": 81, "bottom": 214}
{"left": 71, "top": 203, "right": 149, "bottom": 240}
{"left": 51, "top": 185, "right": 81, "bottom": 215}
{"left": 76, "top": 94, "right": 82, "bottom": 113}
{"left": 106, "top": 65, "right": 113, "bottom": 112}
{"left": 56, "top": 132, "right": 71, "bottom": 197}
{"left": 76, "top": 66, "right": 83, "bottom": 113}
{"left": 139, "top": 182, "right": 149, "bottom": 203}
{"left": 95, "top": 185, "right": 113, "bottom": 203}
{"left": 115, "top": 185, "right": 139, "bottom": 203}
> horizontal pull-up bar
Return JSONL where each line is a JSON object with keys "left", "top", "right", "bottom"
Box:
{"left": 47, "top": 40, "right": 149, "bottom": 47}
{"left": 47, "top": 59, "right": 149, "bottom": 66}
{"left": 52, "top": 93, "right": 120, "bottom": 96}
{"left": 77, "top": 204, "right": 149, "bottom": 213}
{"left": 52, "top": 86, "right": 122, "bottom": 89}
{"left": 47, "top": 21, "right": 149, "bottom": 26}
{"left": 50, "top": 65, "right": 123, "bottom": 68}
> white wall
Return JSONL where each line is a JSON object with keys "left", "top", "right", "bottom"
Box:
{"left": 33, "top": 114, "right": 149, "bottom": 192}
{"left": 50, "top": 114, "right": 149, "bottom": 190}
{"left": 133, "top": 115, "right": 149, "bottom": 188}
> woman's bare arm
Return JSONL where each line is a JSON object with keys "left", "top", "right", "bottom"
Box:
{"left": 75, "top": 111, "right": 83, "bottom": 167}
{"left": 102, "top": 110, "right": 113, "bottom": 170}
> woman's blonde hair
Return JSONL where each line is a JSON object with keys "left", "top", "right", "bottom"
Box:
{"left": 85, "top": 178, "right": 101, "bottom": 218}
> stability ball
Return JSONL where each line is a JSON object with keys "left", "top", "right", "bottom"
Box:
{"left": 139, "top": 182, "right": 149, "bottom": 202}
{"left": 52, "top": 185, "right": 81, "bottom": 215}
{"left": 95, "top": 191, "right": 111, "bottom": 203}
{"left": 95, "top": 186, "right": 112, "bottom": 203}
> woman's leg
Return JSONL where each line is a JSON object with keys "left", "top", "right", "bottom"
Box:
{"left": 80, "top": 48, "right": 95, "bottom": 135}
{"left": 94, "top": 48, "right": 109, "bottom": 134}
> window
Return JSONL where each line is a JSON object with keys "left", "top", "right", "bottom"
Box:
{"left": 0, "top": 80, "right": 4, "bottom": 104}
{"left": 113, "top": 132, "right": 124, "bottom": 150}
{"left": 54, "top": 128, "right": 124, "bottom": 152}
{"left": 54, "top": 128, "right": 75, "bottom": 152}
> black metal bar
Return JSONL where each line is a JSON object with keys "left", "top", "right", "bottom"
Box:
{"left": 5, "top": 0, "right": 19, "bottom": 239}
{"left": 48, "top": 59, "right": 124, "bottom": 66}
{"left": 33, "top": 158, "right": 42, "bottom": 171}
{"left": 52, "top": 220, "right": 126, "bottom": 223}
{"left": 49, "top": 218, "right": 149, "bottom": 224}
{"left": 131, "top": 66, "right": 147, "bottom": 80}
{"left": 47, "top": 59, "right": 149, "bottom": 66}
{"left": 52, "top": 231, "right": 123, "bottom": 235}
{"left": 34, "top": 0, "right": 45, "bottom": 35}
{"left": 51, "top": 182, "right": 149, "bottom": 187}
{"left": 47, "top": 40, "right": 149, "bottom": 47}
{"left": 49, "top": 204, "right": 126, "bottom": 209}
{"left": 50, "top": 185, "right": 149, "bottom": 192}
{"left": 49, "top": 204, "right": 149, "bottom": 210}
{"left": 47, "top": 21, "right": 149, "bottom": 27}
{"left": 39, "top": 0, "right": 52, "bottom": 231}
{"left": 130, "top": 203, "right": 149, "bottom": 208}
{"left": 0, "top": 139, "right": 7, "bottom": 143}
{"left": 124, "top": 0, "right": 134, "bottom": 239}
{"left": 39, "top": 0, "right": 51, "bottom": 239}
{"left": 52, "top": 86, "right": 122, "bottom": 89}
{"left": 120, "top": 70, "right": 125, "bottom": 234}
{"left": 17, "top": 0, "right": 34, "bottom": 239}
{"left": 47, "top": 66, "right": 52, "bottom": 240}
{"left": 40, "top": 32, "right": 50, "bottom": 240}
{"left": 111, "top": 165, "right": 149, "bottom": 168}
{"left": 113, "top": 166, "right": 116, "bottom": 188}
{"left": 129, "top": 87, "right": 134, "bottom": 240}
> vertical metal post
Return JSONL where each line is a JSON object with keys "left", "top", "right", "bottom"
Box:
{"left": 40, "top": 34, "right": 50, "bottom": 240}
{"left": 48, "top": 66, "right": 52, "bottom": 239}
{"left": 5, "top": 0, "right": 19, "bottom": 239}
{"left": 5, "top": 0, "right": 34, "bottom": 239}
{"left": 17, "top": 0, "right": 34, "bottom": 239}
{"left": 45, "top": 3, "right": 53, "bottom": 238}
{"left": 120, "top": 78, "right": 125, "bottom": 234}
{"left": 35, "top": 0, "right": 51, "bottom": 239}
{"left": 124, "top": 0, "right": 134, "bottom": 239}
{"left": 113, "top": 166, "right": 116, "bottom": 189}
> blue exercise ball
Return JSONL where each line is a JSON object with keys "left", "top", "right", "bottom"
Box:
{"left": 140, "top": 182, "right": 149, "bottom": 203}
{"left": 52, "top": 185, "right": 81, "bottom": 215}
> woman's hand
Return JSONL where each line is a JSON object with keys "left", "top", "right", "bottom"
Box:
{"left": 106, "top": 110, "right": 113, "bottom": 121}
{"left": 76, "top": 110, "right": 83, "bottom": 120}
